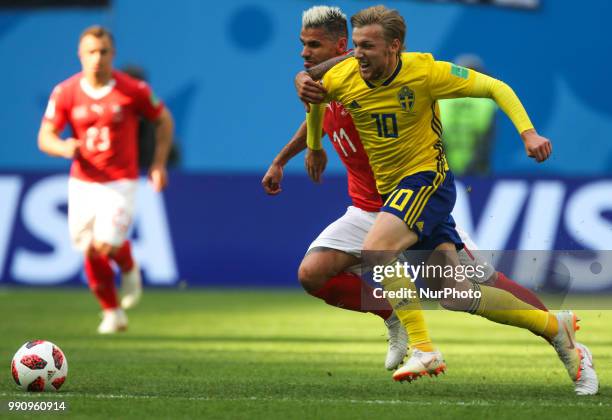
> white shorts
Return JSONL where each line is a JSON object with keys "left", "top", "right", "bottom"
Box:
{"left": 68, "top": 177, "right": 137, "bottom": 251}
{"left": 307, "top": 206, "right": 377, "bottom": 258}
{"left": 306, "top": 206, "right": 496, "bottom": 281}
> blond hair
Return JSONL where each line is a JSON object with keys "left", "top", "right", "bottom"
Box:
{"left": 302, "top": 5, "right": 348, "bottom": 40}
{"left": 351, "top": 5, "right": 405, "bottom": 50}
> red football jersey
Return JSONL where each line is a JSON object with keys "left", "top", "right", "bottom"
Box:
{"left": 323, "top": 101, "right": 382, "bottom": 212}
{"left": 43, "top": 70, "right": 164, "bottom": 182}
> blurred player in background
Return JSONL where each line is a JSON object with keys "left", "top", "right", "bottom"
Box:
{"left": 38, "top": 26, "right": 174, "bottom": 334}
{"left": 299, "top": 5, "right": 597, "bottom": 394}
{"left": 264, "top": 6, "right": 549, "bottom": 373}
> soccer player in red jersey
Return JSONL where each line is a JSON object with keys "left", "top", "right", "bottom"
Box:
{"left": 264, "top": 6, "right": 549, "bottom": 371}
{"left": 38, "top": 26, "right": 174, "bottom": 334}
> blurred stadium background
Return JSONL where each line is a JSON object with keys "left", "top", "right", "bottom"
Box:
{"left": 1, "top": 0, "right": 611, "bottom": 290}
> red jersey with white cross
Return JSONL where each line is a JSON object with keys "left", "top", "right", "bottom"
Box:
{"left": 323, "top": 101, "right": 382, "bottom": 212}
{"left": 43, "top": 70, "right": 164, "bottom": 182}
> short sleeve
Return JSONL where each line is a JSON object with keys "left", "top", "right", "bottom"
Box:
{"left": 43, "top": 85, "right": 69, "bottom": 131}
{"left": 429, "top": 61, "right": 476, "bottom": 101}
{"left": 133, "top": 81, "right": 164, "bottom": 120}
{"left": 321, "top": 71, "right": 336, "bottom": 102}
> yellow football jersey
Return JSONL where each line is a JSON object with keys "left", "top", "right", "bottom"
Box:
{"left": 310, "top": 52, "right": 489, "bottom": 194}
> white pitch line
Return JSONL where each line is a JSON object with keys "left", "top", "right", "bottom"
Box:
{"left": 0, "top": 392, "right": 609, "bottom": 407}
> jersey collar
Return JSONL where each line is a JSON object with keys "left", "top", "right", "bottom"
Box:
{"left": 79, "top": 77, "right": 116, "bottom": 100}
{"left": 364, "top": 57, "right": 403, "bottom": 89}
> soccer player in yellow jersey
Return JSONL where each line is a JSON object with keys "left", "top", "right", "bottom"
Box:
{"left": 301, "top": 5, "right": 598, "bottom": 395}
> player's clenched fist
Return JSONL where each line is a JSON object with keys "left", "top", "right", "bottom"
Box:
{"left": 262, "top": 163, "right": 284, "bottom": 195}
{"left": 521, "top": 129, "right": 552, "bottom": 163}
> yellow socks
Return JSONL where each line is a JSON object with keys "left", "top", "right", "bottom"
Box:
{"left": 543, "top": 313, "right": 559, "bottom": 339}
{"left": 377, "top": 260, "right": 560, "bottom": 349}
{"left": 381, "top": 268, "right": 434, "bottom": 352}
{"left": 470, "top": 283, "right": 559, "bottom": 339}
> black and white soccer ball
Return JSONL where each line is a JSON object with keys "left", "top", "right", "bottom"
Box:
{"left": 11, "top": 340, "right": 68, "bottom": 392}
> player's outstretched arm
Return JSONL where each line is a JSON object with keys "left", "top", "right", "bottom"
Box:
{"left": 474, "top": 75, "right": 551, "bottom": 163}
{"left": 149, "top": 107, "right": 174, "bottom": 192}
{"left": 431, "top": 61, "right": 552, "bottom": 163}
{"left": 262, "top": 122, "right": 308, "bottom": 195}
{"left": 37, "top": 120, "right": 81, "bottom": 159}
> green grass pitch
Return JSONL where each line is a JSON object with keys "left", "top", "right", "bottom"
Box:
{"left": 0, "top": 289, "right": 610, "bottom": 419}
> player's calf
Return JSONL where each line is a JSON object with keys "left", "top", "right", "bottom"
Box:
{"left": 422, "top": 245, "right": 476, "bottom": 312}
{"left": 437, "top": 281, "right": 478, "bottom": 312}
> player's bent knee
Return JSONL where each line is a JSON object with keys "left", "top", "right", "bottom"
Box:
{"left": 482, "top": 271, "right": 498, "bottom": 285}
{"left": 90, "top": 241, "right": 118, "bottom": 257}
{"left": 297, "top": 262, "right": 327, "bottom": 293}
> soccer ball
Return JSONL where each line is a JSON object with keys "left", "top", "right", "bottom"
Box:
{"left": 11, "top": 340, "right": 68, "bottom": 392}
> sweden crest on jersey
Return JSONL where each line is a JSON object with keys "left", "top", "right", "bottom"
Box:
{"left": 397, "top": 86, "right": 415, "bottom": 112}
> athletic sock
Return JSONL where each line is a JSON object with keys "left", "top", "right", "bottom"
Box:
{"left": 84, "top": 253, "right": 118, "bottom": 310}
{"left": 380, "top": 263, "right": 434, "bottom": 352}
{"left": 493, "top": 271, "right": 548, "bottom": 311}
{"left": 110, "top": 240, "right": 134, "bottom": 272}
{"left": 311, "top": 272, "right": 393, "bottom": 320}
{"left": 470, "top": 283, "right": 558, "bottom": 339}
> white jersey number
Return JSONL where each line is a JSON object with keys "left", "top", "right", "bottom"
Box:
{"left": 332, "top": 128, "right": 356, "bottom": 157}
{"left": 85, "top": 126, "right": 111, "bottom": 152}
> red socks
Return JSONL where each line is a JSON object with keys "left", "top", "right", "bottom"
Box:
{"left": 84, "top": 252, "right": 118, "bottom": 310}
{"left": 84, "top": 241, "right": 136, "bottom": 310}
{"left": 311, "top": 272, "right": 393, "bottom": 320}
{"left": 494, "top": 271, "right": 548, "bottom": 311}
{"left": 110, "top": 241, "right": 134, "bottom": 273}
